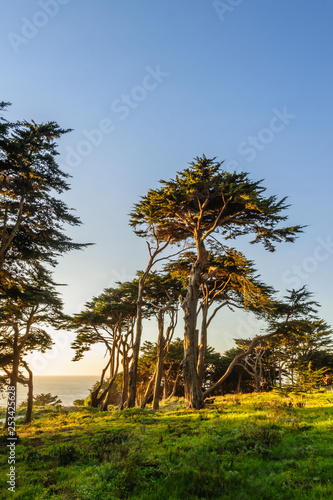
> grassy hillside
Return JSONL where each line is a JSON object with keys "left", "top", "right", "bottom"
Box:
{"left": 1, "top": 390, "right": 333, "bottom": 499}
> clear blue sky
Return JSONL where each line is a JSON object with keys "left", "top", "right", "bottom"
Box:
{"left": 1, "top": 0, "right": 332, "bottom": 374}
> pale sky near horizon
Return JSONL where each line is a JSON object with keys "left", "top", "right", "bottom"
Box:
{"left": 1, "top": 0, "right": 332, "bottom": 375}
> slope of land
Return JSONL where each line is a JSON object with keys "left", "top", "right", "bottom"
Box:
{"left": 1, "top": 390, "right": 333, "bottom": 499}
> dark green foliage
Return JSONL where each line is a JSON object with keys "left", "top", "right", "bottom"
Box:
{"left": 27, "top": 393, "right": 62, "bottom": 407}
{"left": 0, "top": 102, "right": 90, "bottom": 285}
{"left": 130, "top": 155, "right": 303, "bottom": 250}
{"left": 73, "top": 398, "right": 85, "bottom": 406}
{"left": 130, "top": 156, "right": 303, "bottom": 408}
{"left": 0, "top": 102, "right": 90, "bottom": 429}
{"left": 267, "top": 287, "right": 333, "bottom": 390}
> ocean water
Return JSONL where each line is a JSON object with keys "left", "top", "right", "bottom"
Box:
{"left": 0, "top": 375, "right": 100, "bottom": 408}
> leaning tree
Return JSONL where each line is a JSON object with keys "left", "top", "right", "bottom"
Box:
{"left": 70, "top": 281, "right": 139, "bottom": 410}
{"left": 130, "top": 155, "right": 303, "bottom": 408}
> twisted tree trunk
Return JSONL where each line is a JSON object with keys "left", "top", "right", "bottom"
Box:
{"left": 127, "top": 238, "right": 170, "bottom": 408}
{"left": 197, "top": 303, "right": 208, "bottom": 387}
{"left": 152, "top": 312, "right": 165, "bottom": 410}
{"left": 181, "top": 237, "right": 207, "bottom": 409}
{"left": 141, "top": 370, "right": 156, "bottom": 409}
{"left": 21, "top": 361, "right": 33, "bottom": 424}
{"left": 89, "top": 356, "right": 112, "bottom": 407}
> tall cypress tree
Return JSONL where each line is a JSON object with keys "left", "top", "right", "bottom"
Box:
{"left": 0, "top": 102, "right": 90, "bottom": 426}
{"left": 0, "top": 102, "right": 89, "bottom": 289}
{"left": 130, "top": 155, "right": 303, "bottom": 408}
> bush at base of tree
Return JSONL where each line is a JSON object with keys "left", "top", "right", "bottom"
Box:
{"left": 19, "top": 392, "right": 62, "bottom": 408}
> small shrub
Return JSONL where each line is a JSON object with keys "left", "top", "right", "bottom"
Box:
{"left": 20, "top": 393, "right": 62, "bottom": 408}
{"left": 73, "top": 399, "right": 85, "bottom": 406}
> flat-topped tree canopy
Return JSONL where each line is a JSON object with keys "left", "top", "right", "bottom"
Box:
{"left": 71, "top": 283, "right": 139, "bottom": 331}
{"left": 130, "top": 155, "right": 304, "bottom": 251}
{"left": 69, "top": 284, "right": 139, "bottom": 362}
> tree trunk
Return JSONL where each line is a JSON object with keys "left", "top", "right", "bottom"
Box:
{"left": 237, "top": 371, "right": 242, "bottom": 393}
{"left": 98, "top": 386, "right": 114, "bottom": 411}
{"left": 97, "top": 346, "right": 119, "bottom": 411}
{"left": 140, "top": 371, "right": 155, "bottom": 409}
{"left": 98, "top": 374, "right": 118, "bottom": 411}
{"left": 89, "top": 357, "right": 111, "bottom": 407}
{"left": 127, "top": 278, "right": 144, "bottom": 408}
{"left": 203, "top": 330, "right": 279, "bottom": 399}
{"left": 162, "top": 363, "right": 175, "bottom": 400}
{"left": 181, "top": 241, "right": 206, "bottom": 409}
{"left": 127, "top": 238, "right": 170, "bottom": 408}
{"left": 197, "top": 304, "right": 208, "bottom": 387}
{"left": 254, "top": 374, "right": 260, "bottom": 392}
{"left": 119, "top": 358, "right": 129, "bottom": 410}
{"left": 259, "top": 357, "right": 263, "bottom": 391}
{"left": 152, "top": 310, "right": 165, "bottom": 410}
{"left": 89, "top": 389, "right": 99, "bottom": 408}
{"left": 99, "top": 393, "right": 112, "bottom": 411}
{"left": 183, "top": 305, "right": 204, "bottom": 408}
{"left": 169, "top": 366, "right": 181, "bottom": 398}
{"left": 163, "top": 373, "right": 169, "bottom": 399}
{"left": 23, "top": 362, "right": 33, "bottom": 424}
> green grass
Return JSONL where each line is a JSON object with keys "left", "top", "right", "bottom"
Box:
{"left": 1, "top": 390, "right": 333, "bottom": 499}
